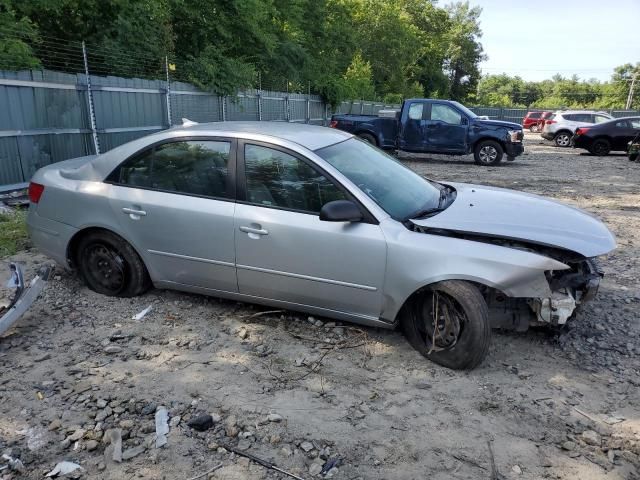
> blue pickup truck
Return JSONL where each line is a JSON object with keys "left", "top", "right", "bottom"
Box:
{"left": 329, "top": 99, "right": 524, "bottom": 165}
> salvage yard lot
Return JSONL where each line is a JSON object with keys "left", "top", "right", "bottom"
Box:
{"left": 1, "top": 133, "right": 639, "bottom": 480}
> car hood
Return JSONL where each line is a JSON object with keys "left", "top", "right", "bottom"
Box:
{"left": 411, "top": 183, "right": 616, "bottom": 258}
{"left": 472, "top": 119, "right": 522, "bottom": 130}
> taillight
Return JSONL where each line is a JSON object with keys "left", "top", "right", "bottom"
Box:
{"left": 575, "top": 127, "right": 590, "bottom": 136}
{"left": 329, "top": 120, "right": 338, "bottom": 128}
{"left": 28, "top": 182, "right": 45, "bottom": 203}
{"left": 546, "top": 120, "right": 556, "bottom": 125}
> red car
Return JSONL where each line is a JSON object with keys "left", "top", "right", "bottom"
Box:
{"left": 522, "top": 111, "right": 551, "bottom": 132}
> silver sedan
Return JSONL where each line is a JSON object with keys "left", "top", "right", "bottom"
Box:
{"left": 27, "top": 121, "right": 616, "bottom": 369}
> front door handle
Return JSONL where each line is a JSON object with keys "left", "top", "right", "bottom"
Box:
{"left": 122, "top": 207, "right": 147, "bottom": 218}
{"left": 240, "top": 225, "right": 269, "bottom": 236}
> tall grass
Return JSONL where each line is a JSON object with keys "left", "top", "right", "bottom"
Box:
{"left": 0, "top": 210, "right": 29, "bottom": 257}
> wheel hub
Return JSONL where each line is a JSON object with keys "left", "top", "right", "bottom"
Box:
{"left": 422, "top": 291, "right": 464, "bottom": 352}
{"left": 86, "top": 244, "right": 125, "bottom": 293}
{"left": 479, "top": 146, "right": 497, "bottom": 163}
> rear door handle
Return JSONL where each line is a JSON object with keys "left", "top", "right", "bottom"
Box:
{"left": 122, "top": 207, "right": 147, "bottom": 217}
{"left": 240, "top": 226, "right": 269, "bottom": 236}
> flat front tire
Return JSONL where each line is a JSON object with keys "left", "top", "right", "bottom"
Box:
{"left": 401, "top": 281, "right": 491, "bottom": 370}
{"left": 76, "top": 230, "right": 150, "bottom": 297}
{"left": 357, "top": 133, "right": 377, "bottom": 146}
{"left": 474, "top": 140, "right": 503, "bottom": 166}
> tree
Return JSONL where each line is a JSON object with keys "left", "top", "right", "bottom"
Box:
{"left": 342, "top": 51, "right": 375, "bottom": 100}
{"left": 0, "top": 0, "right": 40, "bottom": 70}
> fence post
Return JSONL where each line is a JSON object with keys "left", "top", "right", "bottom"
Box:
{"left": 285, "top": 95, "right": 290, "bottom": 122}
{"left": 325, "top": 103, "right": 328, "bottom": 126}
{"left": 360, "top": 100, "right": 364, "bottom": 115}
{"left": 257, "top": 72, "right": 262, "bottom": 121}
{"left": 221, "top": 96, "right": 227, "bottom": 121}
{"left": 82, "top": 41, "right": 100, "bottom": 155}
{"left": 164, "top": 56, "right": 172, "bottom": 127}
{"left": 306, "top": 81, "right": 311, "bottom": 124}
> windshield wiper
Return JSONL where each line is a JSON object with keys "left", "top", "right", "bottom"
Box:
{"left": 404, "top": 185, "right": 455, "bottom": 221}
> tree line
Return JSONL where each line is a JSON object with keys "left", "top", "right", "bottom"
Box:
{"left": 0, "top": 0, "right": 636, "bottom": 109}
{"left": 0, "top": 0, "right": 484, "bottom": 105}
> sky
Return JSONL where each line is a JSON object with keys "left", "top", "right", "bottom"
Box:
{"left": 475, "top": 0, "right": 640, "bottom": 82}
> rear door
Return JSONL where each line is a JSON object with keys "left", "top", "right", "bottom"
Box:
{"left": 398, "top": 101, "right": 428, "bottom": 151}
{"left": 424, "top": 102, "right": 468, "bottom": 153}
{"left": 106, "top": 138, "right": 238, "bottom": 292}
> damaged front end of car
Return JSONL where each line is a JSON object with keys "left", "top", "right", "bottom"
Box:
{"left": 0, "top": 263, "right": 52, "bottom": 337}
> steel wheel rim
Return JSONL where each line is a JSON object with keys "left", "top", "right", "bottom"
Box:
{"left": 556, "top": 134, "right": 570, "bottom": 146}
{"left": 418, "top": 290, "right": 467, "bottom": 352}
{"left": 84, "top": 243, "right": 126, "bottom": 294}
{"left": 479, "top": 145, "right": 498, "bottom": 163}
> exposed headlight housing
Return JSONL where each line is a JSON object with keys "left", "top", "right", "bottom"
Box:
{"left": 508, "top": 130, "right": 523, "bottom": 143}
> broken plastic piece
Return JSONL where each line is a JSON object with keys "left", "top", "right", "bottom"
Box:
{"left": 132, "top": 305, "right": 152, "bottom": 321}
{"left": 1, "top": 263, "right": 52, "bottom": 337}
{"left": 1, "top": 454, "right": 25, "bottom": 473}
{"left": 155, "top": 406, "right": 169, "bottom": 448}
{"left": 45, "top": 461, "right": 83, "bottom": 477}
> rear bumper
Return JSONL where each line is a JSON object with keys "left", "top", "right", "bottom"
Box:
{"left": 26, "top": 208, "right": 78, "bottom": 267}
{"left": 505, "top": 142, "right": 524, "bottom": 157}
{"left": 572, "top": 136, "right": 592, "bottom": 150}
{"left": 541, "top": 131, "right": 555, "bottom": 140}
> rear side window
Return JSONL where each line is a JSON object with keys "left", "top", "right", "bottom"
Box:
{"left": 594, "top": 115, "right": 610, "bottom": 124}
{"left": 407, "top": 103, "right": 424, "bottom": 120}
{"left": 615, "top": 120, "right": 629, "bottom": 128}
{"left": 110, "top": 140, "right": 231, "bottom": 198}
{"left": 630, "top": 119, "right": 640, "bottom": 128}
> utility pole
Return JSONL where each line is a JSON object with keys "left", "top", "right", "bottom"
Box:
{"left": 626, "top": 72, "right": 638, "bottom": 110}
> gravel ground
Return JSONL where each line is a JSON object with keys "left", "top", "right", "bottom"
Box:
{"left": 1, "top": 133, "right": 639, "bottom": 480}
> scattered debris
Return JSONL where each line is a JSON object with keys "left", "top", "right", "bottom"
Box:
{"left": 104, "top": 428, "right": 123, "bottom": 463}
{"left": 185, "top": 463, "right": 223, "bottom": 480}
{"left": 188, "top": 413, "right": 214, "bottom": 431}
{"left": 45, "top": 461, "right": 83, "bottom": 477}
{"left": 155, "top": 406, "right": 170, "bottom": 448}
{"left": 221, "top": 444, "right": 307, "bottom": 480}
{"left": 1, "top": 454, "right": 25, "bottom": 473}
{"left": 132, "top": 304, "right": 153, "bottom": 321}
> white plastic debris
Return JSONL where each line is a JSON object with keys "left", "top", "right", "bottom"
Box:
{"left": 132, "top": 305, "right": 152, "bottom": 321}
{"left": 45, "top": 461, "right": 83, "bottom": 477}
{"left": 155, "top": 406, "right": 169, "bottom": 448}
{"left": 2, "top": 454, "right": 25, "bottom": 473}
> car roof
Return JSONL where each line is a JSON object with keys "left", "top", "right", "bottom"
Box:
{"left": 172, "top": 121, "right": 352, "bottom": 151}
{"left": 554, "top": 110, "right": 610, "bottom": 115}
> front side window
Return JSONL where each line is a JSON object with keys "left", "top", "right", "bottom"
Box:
{"left": 431, "top": 104, "right": 462, "bottom": 125}
{"left": 615, "top": 120, "right": 629, "bottom": 128}
{"left": 316, "top": 138, "right": 441, "bottom": 220}
{"left": 112, "top": 140, "right": 231, "bottom": 198}
{"left": 244, "top": 144, "right": 346, "bottom": 213}
{"left": 630, "top": 119, "right": 640, "bottom": 128}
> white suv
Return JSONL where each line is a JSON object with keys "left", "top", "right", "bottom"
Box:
{"left": 542, "top": 110, "right": 613, "bottom": 147}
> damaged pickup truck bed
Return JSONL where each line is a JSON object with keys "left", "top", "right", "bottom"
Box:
{"left": 25, "top": 121, "right": 616, "bottom": 370}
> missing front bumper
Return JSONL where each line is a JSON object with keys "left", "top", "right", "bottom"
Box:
{"left": 0, "top": 263, "right": 52, "bottom": 337}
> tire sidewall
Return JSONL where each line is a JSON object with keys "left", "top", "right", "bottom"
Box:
{"left": 474, "top": 140, "right": 504, "bottom": 166}
{"left": 590, "top": 139, "right": 610, "bottom": 156}
{"left": 401, "top": 281, "right": 491, "bottom": 370}
{"left": 554, "top": 132, "right": 572, "bottom": 147}
{"left": 76, "top": 231, "right": 150, "bottom": 297}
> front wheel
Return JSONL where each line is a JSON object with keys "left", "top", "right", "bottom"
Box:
{"left": 401, "top": 281, "right": 491, "bottom": 370}
{"left": 357, "top": 132, "right": 377, "bottom": 146}
{"left": 474, "top": 140, "right": 503, "bottom": 166}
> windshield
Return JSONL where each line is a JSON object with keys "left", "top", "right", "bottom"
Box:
{"left": 451, "top": 101, "right": 477, "bottom": 119}
{"left": 315, "top": 138, "right": 441, "bottom": 220}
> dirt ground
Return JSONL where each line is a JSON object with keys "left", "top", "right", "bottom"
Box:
{"left": 1, "top": 133, "right": 639, "bottom": 480}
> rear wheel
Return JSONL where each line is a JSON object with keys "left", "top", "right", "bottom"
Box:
{"left": 76, "top": 230, "right": 150, "bottom": 297}
{"left": 590, "top": 138, "right": 611, "bottom": 156}
{"left": 630, "top": 153, "right": 638, "bottom": 162}
{"left": 474, "top": 140, "right": 503, "bottom": 166}
{"left": 530, "top": 124, "right": 539, "bottom": 133}
{"left": 357, "top": 132, "right": 377, "bottom": 146}
{"left": 554, "top": 132, "right": 572, "bottom": 147}
{"left": 401, "top": 281, "right": 491, "bottom": 370}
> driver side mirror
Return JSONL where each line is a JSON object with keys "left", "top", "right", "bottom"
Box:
{"left": 319, "top": 200, "right": 363, "bottom": 222}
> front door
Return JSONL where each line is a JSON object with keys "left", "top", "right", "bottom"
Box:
{"left": 424, "top": 102, "right": 468, "bottom": 153}
{"left": 107, "top": 138, "right": 238, "bottom": 292}
{"left": 234, "top": 142, "right": 387, "bottom": 319}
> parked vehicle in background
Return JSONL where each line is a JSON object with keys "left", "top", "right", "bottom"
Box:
{"left": 26, "top": 121, "right": 615, "bottom": 370}
{"left": 330, "top": 99, "right": 524, "bottom": 166}
{"left": 522, "top": 111, "right": 550, "bottom": 132}
{"left": 573, "top": 117, "right": 640, "bottom": 155}
{"left": 542, "top": 110, "right": 613, "bottom": 147}
{"left": 535, "top": 111, "right": 553, "bottom": 132}
{"left": 628, "top": 132, "right": 640, "bottom": 161}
